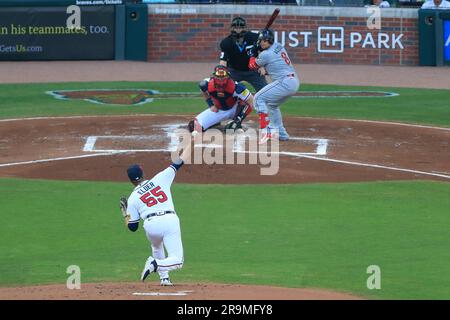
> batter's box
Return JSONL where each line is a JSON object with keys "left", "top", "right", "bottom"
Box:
{"left": 83, "top": 135, "right": 170, "bottom": 153}
{"left": 233, "top": 136, "right": 328, "bottom": 156}
{"left": 83, "top": 135, "right": 329, "bottom": 158}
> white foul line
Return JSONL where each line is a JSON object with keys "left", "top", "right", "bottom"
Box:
{"left": 291, "top": 154, "right": 450, "bottom": 180}
{"left": 0, "top": 152, "right": 123, "bottom": 168}
{"left": 297, "top": 116, "right": 450, "bottom": 132}
{"left": 0, "top": 114, "right": 162, "bottom": 123}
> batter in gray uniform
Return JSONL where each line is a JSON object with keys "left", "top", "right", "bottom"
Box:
{"left": 249, "top": 29, "right": 300, "bottom": 143}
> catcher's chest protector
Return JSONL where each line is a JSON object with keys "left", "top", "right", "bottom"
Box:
{"left": 207, "top": 80, "right": 237, "bottom": 111}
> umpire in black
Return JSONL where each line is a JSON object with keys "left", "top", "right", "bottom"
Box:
{"left": 219, "top": 16, "right": 267, "bottom": 92}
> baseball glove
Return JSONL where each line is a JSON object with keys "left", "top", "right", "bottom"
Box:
{"left": 224, "top": 119, "right": 242, "bottom": 131}
{"left": 119, "top": 197, "right": 128, "bottom": 218}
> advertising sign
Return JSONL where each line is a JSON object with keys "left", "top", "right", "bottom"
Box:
{"left": 0, "top": 6, "right": 115, "bottom": 60}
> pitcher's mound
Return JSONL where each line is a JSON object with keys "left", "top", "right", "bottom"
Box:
{"left": 0, "top": 282, "right": 363, "bottom": 300}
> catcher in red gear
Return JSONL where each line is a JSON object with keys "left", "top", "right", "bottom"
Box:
{"left": 188, "top": 65, "right": 254, "bottom": 134}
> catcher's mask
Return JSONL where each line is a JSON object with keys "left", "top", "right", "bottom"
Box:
{"left": 127, "top": 164, "right": 143, "bottom": 182}
{"left": 230, "top": 16, "right": 246, "bottom": 39}
{"left": 212, "top": 65, "right": 231, "bottom": 92}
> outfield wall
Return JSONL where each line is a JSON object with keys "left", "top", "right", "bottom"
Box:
{"left": 147, "top": 5, "right": 419, "bottom": 66}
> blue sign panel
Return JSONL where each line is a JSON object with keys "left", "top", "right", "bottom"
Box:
{"left": 445, "top": 20, "right": 450, "bottom": 62}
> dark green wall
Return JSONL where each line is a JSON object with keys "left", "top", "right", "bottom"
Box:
{"left": 125, "top": 4, "right": 147, "bottom": 61}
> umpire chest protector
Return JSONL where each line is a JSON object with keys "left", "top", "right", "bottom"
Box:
{"left": 207, "top": 79, "right": 237, "bottom": 111}
{"left": 220, "top": 32, "right": 259, "bottom": 71}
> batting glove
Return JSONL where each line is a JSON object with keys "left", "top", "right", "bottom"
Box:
{"left": 248, "top": 57, "right": 259, "bottom": 71}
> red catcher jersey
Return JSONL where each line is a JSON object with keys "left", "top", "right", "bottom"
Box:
{"left": 203, "top": 78, "right": 250, "bottom": 111}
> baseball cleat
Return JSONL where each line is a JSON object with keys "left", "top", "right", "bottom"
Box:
{"left": 259, "top": 128, "right": 278, "bottom": 144}
{"left": 259, "top": 132, "right": 272, "bottom": 144}
{"left": 141, "top": 269, "right": 150, "bottom": 282}
{"left": 160, "top": 278, "right": 173, "bottom": 286}
{"left": 141, "top": 257, "right": 158, "bottom": 282}
{"left": 279, "top": 128, "right": 290, "bottom": 141}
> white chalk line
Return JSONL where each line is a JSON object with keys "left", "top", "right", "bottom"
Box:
{"left": 0, "top": 115, "right": 449, "bottom": 131}
{"left": 84, "top": 132, "right": 183, "bottom": 153}
{"left": 2, "top": 150, "right": 448, "bottom": 179}
{"left": 296, "top": 116, "right": 450, "bottom": 132}
{"left": 83, "top": 136, "right": 97, "bottom": 152}
{"left": 0, "top": 152, "right": 124, "bottom": 168}
{"left": 133, "top": 290, "right": 193, "bottom": 296}
{"left": 291, "top": 90, "right": 399, "bottom": 98}
{"left": 86, "top": 149, "right": 170, "bottom": 153}
{"left": 291, "top": 154, "right": 450, "bottom": 180}
{"left": 85, "top": 134, "right": 328, "bottom": 156}
{"left": 288, "top": 137, "right": 328, "bottom": 155}
{"left": 0, "top": 115, "right": 163, "bottom": 123}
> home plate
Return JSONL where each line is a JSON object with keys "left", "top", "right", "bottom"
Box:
{"left": 133, "top": 290, "right": 194, "bottom": 296}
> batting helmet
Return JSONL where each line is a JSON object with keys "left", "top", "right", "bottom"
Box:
{"left": 258, "top": 28, "right": 275, "bottom": 45}
{"left": 211, "top": 65, "right": 231, "bottom": 92}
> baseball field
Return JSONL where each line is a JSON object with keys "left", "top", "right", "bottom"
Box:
{"left": 0, "top": 62, "right": 449, "bottom": 300}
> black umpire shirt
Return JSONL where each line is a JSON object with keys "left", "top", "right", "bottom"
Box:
{"left": 219, "top": 31, "right": 259, "bottom": 72}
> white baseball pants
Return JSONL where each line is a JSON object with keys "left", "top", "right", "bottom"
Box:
{"left": 195, "top": 105, "right": 237, "bottom": 130}
{"left": 143, "top": 213, "right": 184, "bottom": 278}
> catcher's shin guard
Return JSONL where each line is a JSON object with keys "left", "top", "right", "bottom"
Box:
{"left": 224, "top": 101, "right": 253, "bottom": 132}
{"left": 230, "top": 103, "right": 253, "bottom": 129}
{"left": 188, "top": 119, "right": 195, "bottom": 132}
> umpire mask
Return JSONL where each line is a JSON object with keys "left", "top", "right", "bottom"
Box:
{"left": 230, "top": 17, "right": 246, "bottom": 40}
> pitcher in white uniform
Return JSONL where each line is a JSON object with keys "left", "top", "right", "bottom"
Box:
{"left": 119, "top": 140, "right": 192, "bottom": 286}
{"left": 249, "top": 29, "right": 300, "bottom": 144}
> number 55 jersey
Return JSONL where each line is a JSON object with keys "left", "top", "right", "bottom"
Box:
{"left": 127, "top": 164, "right": 180, "bottom": 224}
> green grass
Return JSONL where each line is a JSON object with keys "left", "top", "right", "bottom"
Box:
{"left": 1, "top": 178, "right": 449, "bottom": 299}
{"left": 0, "top": 82, "right": 449, "bottom": 127}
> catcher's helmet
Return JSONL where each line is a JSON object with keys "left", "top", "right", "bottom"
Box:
{"left": 211, "top": 65, "right": 231, "bottom": 92}
{"left": 258, "top": 28, "right": 275, "bottom": 45}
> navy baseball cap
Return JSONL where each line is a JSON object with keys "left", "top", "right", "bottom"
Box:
{"left": 127, "top": 164, "right": 143, "bottom": 181}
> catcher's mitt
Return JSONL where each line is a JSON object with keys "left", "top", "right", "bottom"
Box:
{"left": 224, "top": 119, "right": 242, "bottom": 131}
{"left": 119, "top": 197, "right": 128, "bottom": 218}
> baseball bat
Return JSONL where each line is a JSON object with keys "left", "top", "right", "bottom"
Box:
{"left": 265, "top": 8, "right": 280, "bottom": 29}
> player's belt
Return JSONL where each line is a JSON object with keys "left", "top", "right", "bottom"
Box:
{"left": 146, "top": 211, "right": 175, "bottom": 219}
